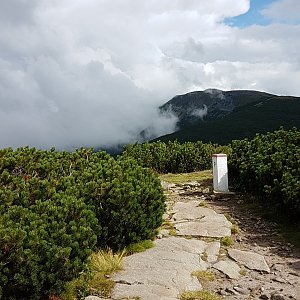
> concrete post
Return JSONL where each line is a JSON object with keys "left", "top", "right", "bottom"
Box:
{"left": 212, "top": 154, "right": 228, "bottom": 193}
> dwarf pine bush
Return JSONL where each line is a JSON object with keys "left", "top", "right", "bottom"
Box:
{"left": 0, "top": 147, "right": 165, "bottom": 299}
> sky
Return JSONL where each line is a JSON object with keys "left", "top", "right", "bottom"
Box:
{"left": 0, "top": 0, "right": 300, "bottom": 149}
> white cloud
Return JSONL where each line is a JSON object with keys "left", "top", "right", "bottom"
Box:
{"left": 261, "top": 0, "right": 300, "bottom": 23}
{"left": 0, "top": 0, "right": 299, "bottom": 149}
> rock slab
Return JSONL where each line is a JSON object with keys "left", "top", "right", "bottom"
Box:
{"left": 213, "top": 259, "right": 241, "bottom": 279}
{"left": 112, "top": 237, "right": 208, "bottom": 300}
{"left": 172, "top": 201, "right": 232, "bottom": 238}
{"left": 228, "top": 249, "right": 270, "bottom": 273}
{"left": 172, "top": 201, "right": 216, "bottom": 222}
{"left": 175, "top": 215, "right": 231, "bottom": 238}
{"left": 205, "top": 241, "right": 221, "bottom": 263}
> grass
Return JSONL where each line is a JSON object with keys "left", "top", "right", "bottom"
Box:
{"left": 220, "top": 236, "right": 234, "bottom": 247}
{"left": 61, "top": 249, "right": 126, "bottom": 299}
{"left": 161, "top": 219, "right": 174, "bottom": 230}
{"left": 192, "top": 270, "right": 215, "bottom": 283}
{"left": 239, "top": 268, "right": 247, "bottom": 276}
{"left": 218, "top": 247, "right": 228, "bottom": 260}
{"left": 224, "top": 213, "right": 240, "bottom": 234}
{"left": 231, "top": 224, "right": 239, "bottom": 234}
{"left": 169, "top": 228, "right": 177, "bottom": 236}
{"left": 126, "top": 240, "right": 154, "bottom": 255}
{"left": 91, "top": 249, "right": 125, "bottom": 274}
{"left": 180, "top": 290, "right": 221, "bottom": 300}
{"left": 224, "top": 213, "right": 237, "bottom": 225}
{"left": 201, "top": 252, "right": 208, "bottom": 262}
{"left": 160, "top": 170, "right": 212, "bottom": 185}
{"left": 87, "top": 273, "right": 115, "bottom": 298}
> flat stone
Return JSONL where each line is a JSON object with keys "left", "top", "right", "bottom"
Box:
{"left": 160, "top": 229, "right": 170, "bottom": 237}
{"left": 172, "top": 201, "right": 217, "bottom": 222}
{"left": 205, "top": 241, "right": 220, "bottom": 263}
{"left": 233, "top": 286, "right": 249, "bottom": 295}
{"left": 272, "top": 277, "right": 286, "bottom": 283}
{"left": 228, "top": 249, "right": 270, "bottom": 273}
{"left": 85, "top": 297, "right": 105, "bottom": 300}
{"left": 184, "top": 181, "right": 201, "bottom": 187}
{"left": 112, "top": 237, "right": 208, "bottom": 299}
{"left": 213, "top": 259, "right": 241, "bottom": 279}
{"left": 175, "top": 214, "right": 232, "bottom": 238}
{"left": 113, "top": 284, "right": 179, "bottom": 300}
{"left": 161, "top": 180, "right": 176, "bottom": 190}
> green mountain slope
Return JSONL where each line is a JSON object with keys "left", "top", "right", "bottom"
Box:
{"left": 155, "top": 92, "right": 300, "bottom": 144}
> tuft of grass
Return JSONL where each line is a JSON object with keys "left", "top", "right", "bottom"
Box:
{"left": 217, "top": 247, "right": 228, "bottom": 260}
{"left": 161, "top": 219, "right": 174, "bottom": 230}
{"left": 239, "top": 268, "right": 247, "bottom": 276}
{"left": 126, "top": 240, "right": 154, "bottom": 255}
{"left": 220, "top": 236, "right": 234, "bottom": 247}
{"left": 192, "top": 270, "right": 215, "bottom": 283}
{"left": 88, "top": 273, "right": 115, "bottom": 298}
{"left": 160, "top": 170, "right": 212, "bottom": 185}
{"left": 62, "top": 248, "right": 126, "bottom": 299}
{"left": 169, "top": 228, "right": 177, "bottom": 236}
{"left": 180, "top": 290, "right": 221, "bottom": 300}
{"left": 224, "top": 213, "right": 237, "bottom": 225}
{"left": 201, "top": 252, "right": 208, "bottom": 262}
{"left": 91, "top": 249, "right": 125, "bottom": 274}
{"left": 60, "top": 278, "right": 86, "bottom": 300}
{"left": 197, "top": 201, "right": 207, "bottom": 207}
{"left": 231, "top": 224, "right": 240, "bottom": 234}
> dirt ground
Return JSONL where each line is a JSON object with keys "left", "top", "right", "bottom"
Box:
{"left": 173, "top": 183, "right": 300, "bottom": 300}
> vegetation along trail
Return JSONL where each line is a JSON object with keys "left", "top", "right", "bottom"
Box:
{"left": 107, "top": 171, "right": 300, "bottom": 300}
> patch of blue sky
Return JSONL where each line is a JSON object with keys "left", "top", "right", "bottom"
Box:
{"left": 224, "top": 0, "right": 275, "bottom": 28}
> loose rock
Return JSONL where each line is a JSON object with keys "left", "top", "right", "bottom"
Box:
{"left": 271, "top": 293, "right": 286, "bottom": 300}
{"left": 213, "top": 259, "right": 241, "bottom": 279}
{"left": 233, "top": 286, "right": 249, "bottom": 295}
{"left": 85, "top": 297, "right": 105, "bottom": 300}
{"left": 228, "top": 248, "right": 270, "bottom": 273}
{"left": 260, "top": 295, "right": 270, "bottom": 299}
{"left": 205, "top": 241, "right": 220, "bottom": 263}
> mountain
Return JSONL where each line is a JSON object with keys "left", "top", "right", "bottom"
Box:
{"left": 155, "top": 89, "right": 300, "bottom": 144}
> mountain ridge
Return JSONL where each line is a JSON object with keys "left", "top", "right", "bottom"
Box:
{"left": 154, "top": 89, "right": 300, "bottom": 144}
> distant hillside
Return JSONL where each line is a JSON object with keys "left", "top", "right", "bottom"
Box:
{"left": 155, "top": 89, "right": 300, "bottom": 144}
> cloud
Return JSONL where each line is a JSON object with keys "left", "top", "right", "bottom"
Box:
{"left": 191, "top": 105, "right": 208, "bottom": 119}
{"left": 261, "top": 0, "right": 300, "bottom": 23}
{"left": 0, "top": 0, "right": 299, "bottom": 149}
{"left": 0, "top": 0, "right": 38, "bottom": 26}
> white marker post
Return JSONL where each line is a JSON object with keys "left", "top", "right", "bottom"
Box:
{"left": 212, "top": 154, "right": 229, "bottom": 193}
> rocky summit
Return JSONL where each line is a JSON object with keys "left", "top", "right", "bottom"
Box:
{"left": 153, "top": 89, "right": 300, "bottom": 144}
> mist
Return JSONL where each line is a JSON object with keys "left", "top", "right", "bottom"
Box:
{"left": 1, "top": 0, "right": 300, "bottom": 149}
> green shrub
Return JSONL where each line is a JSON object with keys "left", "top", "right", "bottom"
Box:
{"left": 88, "top": 156, "right": 166, "bottom": 249}
{"left": 228, "top": 128, "right": 300, "bottom": 217}
{"left": 0, "top": 147, "right": 166, "bottom": 298}
{"left": 0, "top": 196, "right": 98, "bottom": 299}
{"left": 122, "top": 141, "right": 231, "bottom": 174}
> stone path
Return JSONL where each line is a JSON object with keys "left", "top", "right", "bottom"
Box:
{"left": 90, "top": 180, "right": 300, "bottom": 300}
